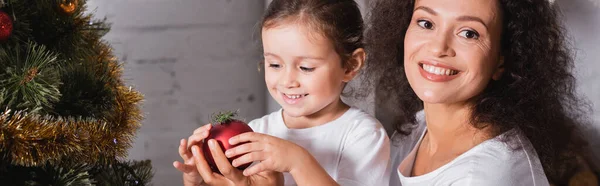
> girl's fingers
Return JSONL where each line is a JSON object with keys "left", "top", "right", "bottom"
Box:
{"left": 228, "top": 132, "right": 265, "bottom": 145}
{"left": 225, "top": 142, "right": 262, "bottom": 158}
{"left": 242, "top": 161, "right": 267, "bottom": 176}
{"left": 231, "top": 151, "right": 264, "bottom": 167}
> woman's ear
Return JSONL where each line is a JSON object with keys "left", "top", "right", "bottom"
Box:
{"left": 492, "top": 56, "right": 505, "bottom": 80}
{"left": 343, "top": 48, "right": 366, "bottom": 82}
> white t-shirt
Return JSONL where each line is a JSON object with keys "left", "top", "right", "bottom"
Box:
{"left": 248, "top": 107, "right": 391, "bottom": 186}
{"left": 389, "top": 111, "right": 550, "bottom": 186}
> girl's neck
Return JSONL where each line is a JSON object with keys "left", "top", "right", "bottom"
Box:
{"left": 282, "top": 98, "right": 349, "bottom": 129}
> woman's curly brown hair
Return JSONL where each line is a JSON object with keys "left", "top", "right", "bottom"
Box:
{"left": 363, "top": 0, "right": 591, "bottom": 183}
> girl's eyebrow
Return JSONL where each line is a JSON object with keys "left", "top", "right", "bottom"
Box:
{"left": 264, "top": 52, "right": 325, "bottom": 60}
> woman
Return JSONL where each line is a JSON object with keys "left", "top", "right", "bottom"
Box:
{"left": 363, "top": 0, "right": 590, "bottom": 185}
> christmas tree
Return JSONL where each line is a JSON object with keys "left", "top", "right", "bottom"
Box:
{"left": 0, "top": 0, "right": 153, "bottom": 185}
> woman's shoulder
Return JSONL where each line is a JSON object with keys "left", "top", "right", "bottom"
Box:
{"left": 445, "top": 130, "right": 550, "bottom": 186}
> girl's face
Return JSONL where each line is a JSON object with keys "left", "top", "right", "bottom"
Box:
{"left": 404, "top": 0, "right": 504, "bottom": 105}
{"left": 262, "top": 23, "right": 357, "bottom": 118}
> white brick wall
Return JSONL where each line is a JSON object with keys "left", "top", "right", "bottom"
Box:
{"left": 558, "top": 0, "right": 600, "bottom": 169}
{"left": 87, "top": 1, "right": 266, "bottom": 185}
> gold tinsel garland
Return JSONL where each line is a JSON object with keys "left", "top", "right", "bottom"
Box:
{"left": 0, "top": 85, "right": 142, "bottom": 167}
{"left": 0, "top": 40, "right": 142, "bottom": 166}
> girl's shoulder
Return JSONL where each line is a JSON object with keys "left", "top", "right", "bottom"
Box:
{"left": 247, "top": 109, "right": 284, "bottom": 133}
{"left": 339, "top": 107, "right": 389, "bottom": 136}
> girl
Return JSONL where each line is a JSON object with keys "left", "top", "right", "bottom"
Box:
{"left": 363, "top": 0, "right": 590, "bottom": 185}
{"left": 174, "top": 0, "right": 390, "bottom": 185}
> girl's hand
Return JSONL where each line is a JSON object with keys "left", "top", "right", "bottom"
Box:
{"left": 225, "top": 132, "right": 310, "bottom": 176}
{"left": 191, "top": 139, "right": 284, "bottom": 186}
{"left": 173, "top": 124, "right": 212, "bottom": 186}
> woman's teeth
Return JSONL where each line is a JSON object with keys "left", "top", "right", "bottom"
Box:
{"left": 423, "top": 64, "right": 458, "bottom": 75}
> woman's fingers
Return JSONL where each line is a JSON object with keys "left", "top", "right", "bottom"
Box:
{"left": 191, "top": 145, "right": 217, "bottom": 183}
{"left": 208, "top": 139, "right": 246, "bottom": 183}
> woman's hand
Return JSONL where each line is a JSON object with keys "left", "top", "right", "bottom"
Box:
{"left": 191, "top": 139, "right": 284, "bottom": 186}
{"left": 173, "top": 124, "right": 213, "bottom": 186}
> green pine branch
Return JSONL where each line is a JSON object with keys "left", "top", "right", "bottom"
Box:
{"left": 51, "top": 57, "right": 117, "bottom": 119}
{"left": 0, "top": 158, "right": 153, "bottom": 185}
{"left": 91, "top": 160, "right": 154, "bottom": 186}
{"left": 212, "top": 110, "right": 238, "bottom": 124}
{"left": 0, "top": 42, "right": 62, "bottom": 114}
{"left": 0, "top": 0, "right": 34, "bottom": 45}
{"left": 1, "top": 0, "right": 103, "bottom": 60}
{"left": 0, "top": 159, "right": 94, "bottom": 186}
{"left": 1, "top": 0, "right": 154, "bottom": 185}
{"left": 28, "top": 163, "right": 95, "bottom": 186}
{"left": 82, "top": 17, "right": 111, "bottom": 37}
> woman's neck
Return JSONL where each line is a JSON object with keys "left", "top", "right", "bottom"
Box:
{"left": 282, "top": 98, "right": 350, "bottom": 129}
{"left": 422, "top": 102, "right": 492, "bottom": 155}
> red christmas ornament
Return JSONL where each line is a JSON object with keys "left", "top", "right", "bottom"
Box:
{"left": 0, "top": 10, "right": 13, "bottom": 42}
{"left": 201, "top": 112, "right": 254, "bottom": 173}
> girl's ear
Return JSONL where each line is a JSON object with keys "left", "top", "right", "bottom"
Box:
{"left": 343, "top": 48, "right": 366, "bottom": 82}
{"left": 492, "top": 56, "right": 505, "bottom": 81}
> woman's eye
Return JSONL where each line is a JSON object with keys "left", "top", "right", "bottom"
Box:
{"left": 417, "top": 20, "right": 434, "bottom": 29}
{"left": 458, "top": 30, "right": 480, "bottom": 39}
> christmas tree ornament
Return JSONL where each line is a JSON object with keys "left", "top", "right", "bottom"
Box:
{"left": 0, "top": 10, "right": 12, "bottom": 42}
{"left": 57, "top": 0, "right": 78, "bottom": 16}
{"left": 201, "top": 111, "right": 254, "bottom": 173}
